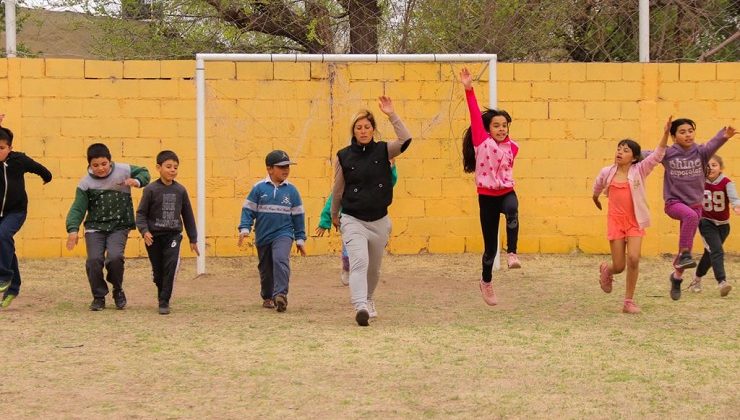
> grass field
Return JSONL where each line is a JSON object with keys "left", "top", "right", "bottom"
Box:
{"left": 2, "top": 253, "right": 738, "bottom": 418}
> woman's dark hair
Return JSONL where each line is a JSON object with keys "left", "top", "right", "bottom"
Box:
{"left": 462, "top": 108, "right": 512, "bottom": 173}
{"left": 87, "top": 143, "right": 112, "bottom": 163}
{"left": 618, "top": 139, "right": 642, "bottom": 163}
{"left": 670, "top": 118, "right": 696, "bottom": 136}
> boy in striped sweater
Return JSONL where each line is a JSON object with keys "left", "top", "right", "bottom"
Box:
{"left": 238, "top": 150, "right": 306, "bottom": 312}
{"left": 66, "top": 143, "right": 150, "bottom": 311}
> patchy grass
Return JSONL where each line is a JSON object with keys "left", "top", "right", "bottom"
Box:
{"left": 2, "top": 254, "right": 738, "bottom": 418}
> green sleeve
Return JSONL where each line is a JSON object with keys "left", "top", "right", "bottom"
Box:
{"left": 130, "top": 164, "right": 150, "bottom": 187}
{"left": 318, "top": 193, "right": 333, "bottom": 229}
{"left": 66, "top": 188, "right": 89, "bottom": 233}
{"left": 391, "top": 164, "right": 398, "bottom": 187}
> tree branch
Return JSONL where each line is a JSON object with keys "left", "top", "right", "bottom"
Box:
{"left": 699, "top": 29, "right": 740, "bottom": 61}
{"left": 202, "top": 0, "right": 331, "bottom": 53}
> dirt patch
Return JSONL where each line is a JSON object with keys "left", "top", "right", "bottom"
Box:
{"left": 2, "top": 253, "right": 739, "bottom": 418}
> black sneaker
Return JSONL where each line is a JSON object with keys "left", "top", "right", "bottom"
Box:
{"left": 113, "top": 289, "right": 127, "bottom": 310}
{"left": 89, "top": 298, "right": 105, "bottom": 311}
{"left": 0, "top": 279, "right": 10, "bottom": 293}
{"left": 670, "top": 274, "right": 683, "bottom": 301}
{"left": 355, "top": 309, "right": 370, "bottom": 326}
{"left": 274, "top": 294, "right": 287, "bottom": 313}
{"left": 158, "top": 302, "right": 170, "bottom": 315}
{"left": 674, "top": 252, "right": 697, "bottom": 270}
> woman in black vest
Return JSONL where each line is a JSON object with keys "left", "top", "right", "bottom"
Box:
{"left": 330, "top": 96, "right": 412, "bottom": 326}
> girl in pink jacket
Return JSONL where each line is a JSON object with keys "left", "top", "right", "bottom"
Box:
{"left": 592, "top": 117, "right": 671, "bottom": 313}
{"left": 460, "top": 68, "right": 520, "bottom": 307}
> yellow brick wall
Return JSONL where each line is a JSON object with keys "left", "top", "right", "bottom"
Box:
{"left": 1, "top": 59, "right": 738, "bottom": 259}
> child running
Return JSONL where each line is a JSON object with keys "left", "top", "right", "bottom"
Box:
{"left": 315, "top": 159, "right": 397, "bottom": 286}
{"left": 238, "top": 150, "right": 306, "bottom": 312}
{"left": 136, "top": 150, "right": 199, "bottom": 315}
{"left": 0, "top": 114, "right": 53, "bottom": 309}
{"left": 592, "top": 117, "right": 670, "bottom": 313}
{"left": 654, "top": 119, "right": 736, "bottom": 300}
{"left": 66, "top": 143, "right": 150, "bottom": 311}
{"left": 687, "top": 155, "right": 738, "bottom": 297}
{"left": 460, "top": 67, "right": 521, "bottom": 307}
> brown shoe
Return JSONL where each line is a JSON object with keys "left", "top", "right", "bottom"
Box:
{"left": 262, "top": 299, "right": 275, "bottom": 309}
{"left": 274, "top": 294, "right": 287, "bottom": 312}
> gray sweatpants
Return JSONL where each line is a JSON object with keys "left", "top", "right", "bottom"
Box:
{"left": 84, "top": 230, "right": 129, "bottom": 299}
{"left": 340, "top": 214, "right": 391, "bottom": 311}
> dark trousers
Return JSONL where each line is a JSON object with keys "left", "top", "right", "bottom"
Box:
{"left": 696, "top": 219, "right": 730, "bottom": 283}
{"left": 0, "top": 211, "right": 27, "bottom": 297}
{"left": 145, "top": 232, "right": 182, "bottom": 304}
{"left": 479, "top": 191, "right": 519, "bottom": 281}
{"left": 256, "top": 236, "right": 293, "bottom": 299}
{"left": 84, "top": 230, "right": 129, "bottom": 299}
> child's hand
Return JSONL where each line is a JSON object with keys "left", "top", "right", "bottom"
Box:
{"left": 121, "top": 178, "right": 140, "bottom": 187}
{"left": 460, "top": 68, "right": 473, "bottom": 91}
{"left": 664, "top": 115, "right": 673, "bottom": 135}
{"left": 592, "top": 195, "right": 602, "bottom": 210}
{"left": 723, "top": 125, "right": 737, "bottom": 140}
{"left": 143, "top": 231, "right": 154, "bottom": 246}
{"left": 378, "top": 96, "right": 394, "bottom": 116}
{"left": 315, "top": 226, "right": 328, "bottom": 237}
{"left": 190, "top": 242, "right": 200, "bottom": 256}
{"left": 296, "top": 242, "right": 306, "bottom": 256}
{"left": 238, "top": 231, "right": 250, "bottom": 247}
{"left": 0, "top": 113, "right": 5, "bottom": 126}
{"left": 66, "top": 232, "right": 78, "bottom": 250}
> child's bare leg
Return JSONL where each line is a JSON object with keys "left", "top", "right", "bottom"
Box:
{"left": 624, "top": 236, "right": 642, "bottom": 300}
{"left": 609, "top": 239, "right": 627, "bottom": 275}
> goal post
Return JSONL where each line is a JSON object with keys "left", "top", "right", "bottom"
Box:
{"left": 195, "top": 53, "right": 498, "bottom": 274}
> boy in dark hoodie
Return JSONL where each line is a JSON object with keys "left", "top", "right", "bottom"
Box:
{"left": 0, "top": 114, "right": 53, "bottom": 309}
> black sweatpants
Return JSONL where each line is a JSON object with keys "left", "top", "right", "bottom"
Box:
{"left": 696, "top": 219, "right": 730, "bottom": 283}
{"left": 145, "top": 232, "right": 182, "bottom": 304}
{"left": 479, "top": 191, "right": 519, "bottom": 282}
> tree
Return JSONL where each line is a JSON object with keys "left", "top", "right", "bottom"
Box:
{"left": 51, "top": 0, "right": 383, "bottom": 59}
{"left": 388, "top": 0, "right": 739, "bottom": 62}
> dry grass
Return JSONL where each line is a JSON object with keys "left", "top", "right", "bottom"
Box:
{"left": 2, "top": 253, "right": 739, "bottom": 418}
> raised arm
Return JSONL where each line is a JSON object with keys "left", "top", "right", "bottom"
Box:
{"left": 461, "top": 68, "right": 488, "bottom": 147}
{"left": 700, "top": 125, "right": 736, "bottom": 161}
{"left": 378, "top": 96, "right": 412, "bottom": 159}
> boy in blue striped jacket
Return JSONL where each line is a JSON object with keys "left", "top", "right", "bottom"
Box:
{"left": 238, "top": 150, "right": 306, "bottom": 313}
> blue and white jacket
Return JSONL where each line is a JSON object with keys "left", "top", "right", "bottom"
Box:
{"left": 238, "top": 176, "right": 306, "bottom": 247}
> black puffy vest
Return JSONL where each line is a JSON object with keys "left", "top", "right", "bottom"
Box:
{"left": 337, "top": 139, "right": 393, "bottom": 222}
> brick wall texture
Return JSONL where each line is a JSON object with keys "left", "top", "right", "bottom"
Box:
{"left": 1, "top": 59, "right": 738, "bottom": 258}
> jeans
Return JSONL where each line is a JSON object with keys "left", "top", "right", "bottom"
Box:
{"left": 256, "top": 236, "right": 293, "bottom": 299}
{"left": 0, "top": 211, "right": 27, "bottom": 297}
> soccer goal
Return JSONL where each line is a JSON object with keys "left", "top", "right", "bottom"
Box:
{"left": 194, "top": 53, "right": 498, "bottom": 274}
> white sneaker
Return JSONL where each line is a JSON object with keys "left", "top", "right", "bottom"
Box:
{"left": 367, "top": 299, "right": 377, "bottom": 318}
{"left": 340, "top": 270, "right": 349, "bottom": 286}
{"left": 719, "top": 281, "right": 732, "bottom": 297}
{"left": 688, "top": 276, "right": 702, "bottom": 293}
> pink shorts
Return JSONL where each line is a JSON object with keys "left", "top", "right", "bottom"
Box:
{"left": 607, "top": 214, "right": 645, "bottom": 241}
